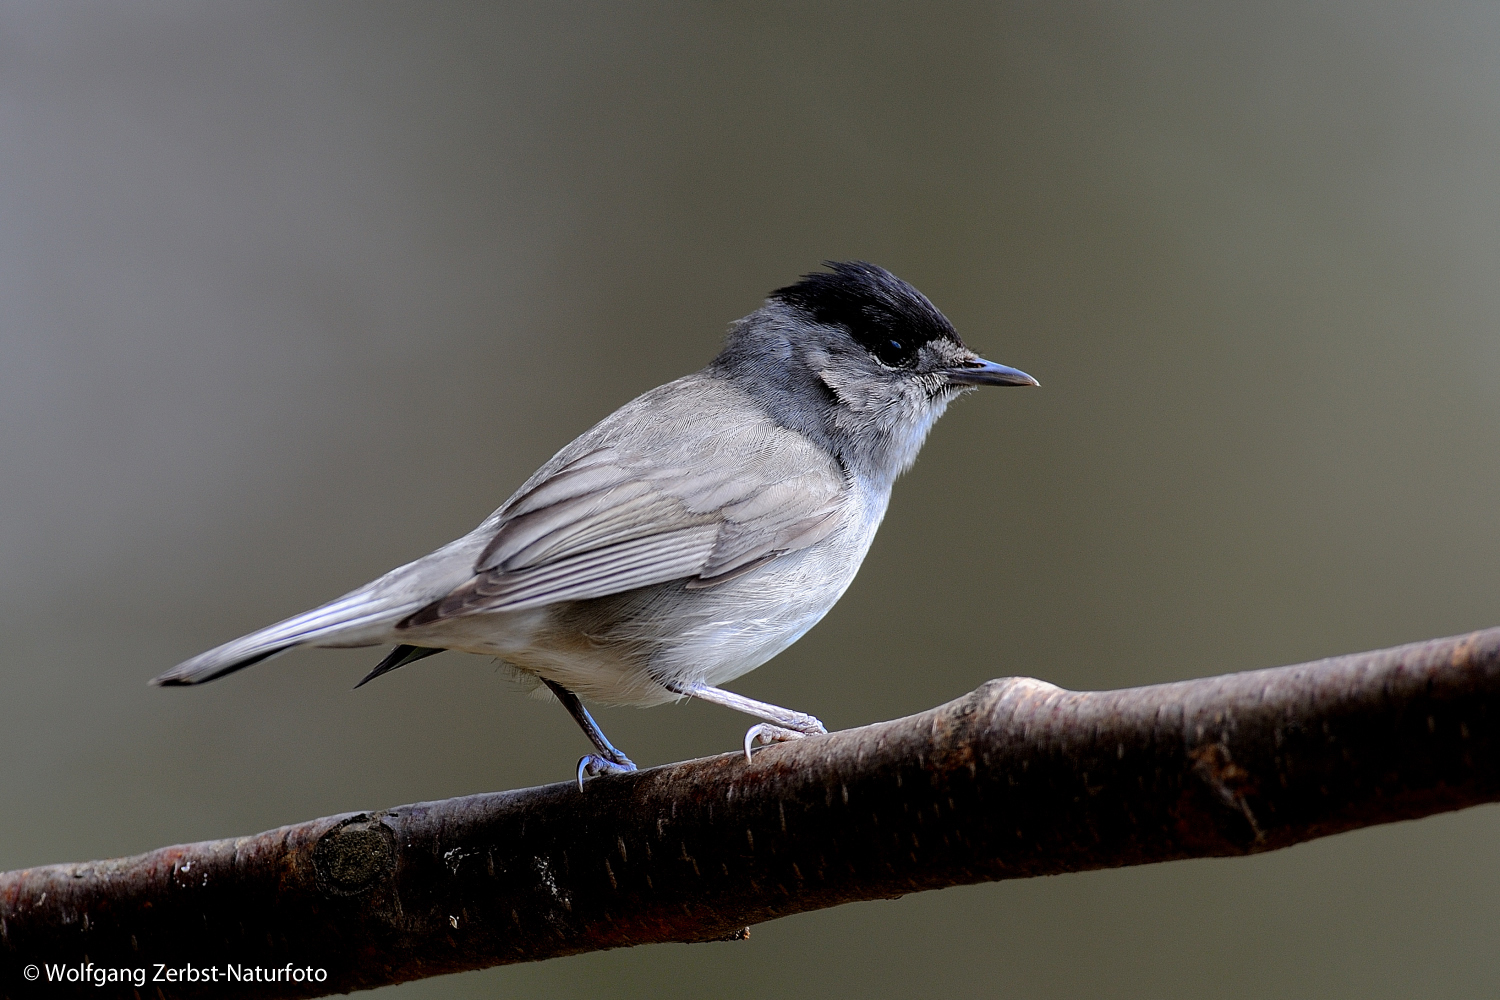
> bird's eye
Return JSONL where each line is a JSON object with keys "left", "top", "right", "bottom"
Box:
{"left": 844, "top": 321, "right": 924, "bottom": 368}
{"left": 865, "top": 334, "right": 918, "bottom": 368}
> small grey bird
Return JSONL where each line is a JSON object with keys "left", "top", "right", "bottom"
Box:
{"left": 154, "top": 262, "right": 1037, "bottom": 783}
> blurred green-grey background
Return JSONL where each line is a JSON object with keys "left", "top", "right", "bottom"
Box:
{"left": 4, "top": 2, "right": 1500, "bottom": 996}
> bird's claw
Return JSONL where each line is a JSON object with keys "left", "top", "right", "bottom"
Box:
{"left": 743, "top": 722, "right": 824, "bottom": 762}
{"left": 576, "top": 753, "right": 637, "bottom": 791}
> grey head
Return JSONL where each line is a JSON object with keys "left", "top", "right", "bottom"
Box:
{"left": 711, "top": 261, "right": 1038, "bottom": 486}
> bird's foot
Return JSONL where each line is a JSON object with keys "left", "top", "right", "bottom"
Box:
{"left": 743, "top": 718, "right": 827, "bottom": 762}
{"left": 576, "top": 752, "right": 637, "bottom": 791}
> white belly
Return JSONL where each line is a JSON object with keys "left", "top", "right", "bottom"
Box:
{"left": 402, "top": 486, "right": 888, "bottom": 707}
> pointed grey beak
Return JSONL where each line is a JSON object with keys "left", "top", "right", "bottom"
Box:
{"left": 944, "top": 357, "right": 1039, "bottom": 387}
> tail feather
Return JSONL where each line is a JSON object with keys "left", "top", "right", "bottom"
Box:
{"left": 353, "top": 645, "right": 445, "bottom": 689}
{"left": 153, "top": 643, "right": 295, "bottom": 686}
{"left": 152, "top": 591, "right": 414, "bottom": 686}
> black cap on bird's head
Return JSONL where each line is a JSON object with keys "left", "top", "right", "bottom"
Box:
{"left": 771, "top": 261, "right": 1038, "bottom": 387}
{"left": 771, "top": 261, "right": 962, "bottom": 369}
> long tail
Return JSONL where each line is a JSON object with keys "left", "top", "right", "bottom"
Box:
{"left": 152, "top": 591, "right": 410, "bottom": 686}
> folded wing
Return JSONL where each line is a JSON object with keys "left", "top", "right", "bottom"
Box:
{"left": 402, "top": 421, "right": 846, "bottom": 627}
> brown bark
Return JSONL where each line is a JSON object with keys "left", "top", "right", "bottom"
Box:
{"left": 4, "top": 627, "right": 1500, "bottom": 997}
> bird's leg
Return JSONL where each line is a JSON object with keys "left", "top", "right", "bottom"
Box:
{"left": 661, "top": 681, "right": 828, "bottom": 762}
{"left": 542, "top": 678, "right": 637, "bottom": 789}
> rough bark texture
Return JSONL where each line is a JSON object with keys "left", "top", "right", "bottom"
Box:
{"left": 4, "top": 627, "right": 1500, "bottom": 997}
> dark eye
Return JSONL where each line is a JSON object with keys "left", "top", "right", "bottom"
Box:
{"left": 867, "top": 335, "right": 918, "bottom": 368}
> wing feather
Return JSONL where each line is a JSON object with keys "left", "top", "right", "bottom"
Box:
{"left": 403, "top": 379, "right": 849, "bottom": 629}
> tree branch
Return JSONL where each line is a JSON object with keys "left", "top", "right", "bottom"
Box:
{"left": 5, "top": 628, "right": 1500, "bottom": 997}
